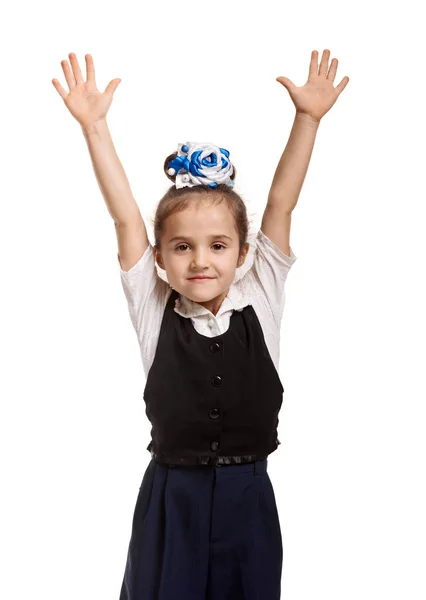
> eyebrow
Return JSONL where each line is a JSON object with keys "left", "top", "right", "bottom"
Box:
{"left": 167, "top": 234, "right": 234, "bottom": 243}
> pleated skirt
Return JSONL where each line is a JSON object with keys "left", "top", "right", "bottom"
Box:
{"left": 119, "top": 457, "right": 283, "bottom": 600}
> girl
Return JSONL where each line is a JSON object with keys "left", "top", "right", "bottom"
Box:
{"left": 52, "top": 49, "right": 349, "bottom": 600}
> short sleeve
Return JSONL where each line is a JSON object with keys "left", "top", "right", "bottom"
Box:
{"left": 118, "top": 242, "right": 170, "bottom": 340}
{"left": 250, "top": 228, "right": 297, "bottom": 325}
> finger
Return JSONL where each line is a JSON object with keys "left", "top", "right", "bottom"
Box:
{"left": 61, "top": 59, "right": 76, "bottom": 90}
{"left": 335, "top": 76, "right": 350, "bottom": 95}
{"left": 318, "top": 49, "right": 330, "bottom": 77}
{"left": 68, "top": 52, "right": 84, "bottom": 85}
{"left": 51, "top": 78, "right": 68, "bottom": 100}
{"left": 327, "top": 58, "right": 338, "bottom": 83}
{"left": 276, "top": 76, "right": 295, "bottom": 93}
{"left": 104, "top": 78, "right": 121, "bottom": 96}
{"left": 85, "top": 54, "right": 96, "bottom": 83}
{"left": 308, "top": 49, "right": 318, "bottom": 79}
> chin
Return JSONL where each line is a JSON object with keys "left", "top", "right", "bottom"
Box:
{"left": 185, "top": 288, "right": 216, "bottom": 300}
{"left": 183, "top": 282, "right": 221, "bottom": 299}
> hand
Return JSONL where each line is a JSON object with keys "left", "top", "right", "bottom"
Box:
{"left": 276, "top": 49, "right": 349, "bottom": 123}
{"left": 52, "top": 53, "right": 121, "bottom": 129}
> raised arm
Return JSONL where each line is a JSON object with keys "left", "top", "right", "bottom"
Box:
{"left": 81, "top": 119, "right": 149, "bottom": 271}
{"left": 262, "top": 48, "right": 349, "bottom": 257}
{"left": 52, "top": 52, "right": 149, "bottom": 272}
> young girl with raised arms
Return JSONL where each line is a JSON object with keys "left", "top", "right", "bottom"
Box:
{"left": 52, "top": 49, "right": 349, "bottom": 600}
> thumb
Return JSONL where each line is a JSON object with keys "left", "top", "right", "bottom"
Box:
{"left": 104, "top": 78, "right": 121, "bottom": 95}
{"left": 276, "top": 76, "right": 295, "bottom": 93}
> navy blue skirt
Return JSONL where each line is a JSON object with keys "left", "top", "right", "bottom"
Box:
{"left": 119, "top": 457, "right": 282, "bottom": 600}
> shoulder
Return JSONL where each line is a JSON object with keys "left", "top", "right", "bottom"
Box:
{"left": 118, "top": 239, "right": 173, "bottom": 340}
{"left": 235, "top": 228, "right": 297, "bottom": 325}
{"left": 255, "top": 228, "right": 297, "bottom": 266}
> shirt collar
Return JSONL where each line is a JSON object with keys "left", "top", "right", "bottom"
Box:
{"left": 173, "top": 283, "right": 248, "bottom": 319}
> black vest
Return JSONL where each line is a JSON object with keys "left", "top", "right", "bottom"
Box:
{"left": 144, "top": 288, "right": 284, "bottom": 466}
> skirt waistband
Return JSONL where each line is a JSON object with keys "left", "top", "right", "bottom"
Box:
{"left": 155, "top": 456, "right": 268, "bottom": 475}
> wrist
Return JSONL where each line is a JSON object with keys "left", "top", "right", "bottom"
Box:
{"left": 81, "top": 118, "right": 108, "bottom": 136}
{"left": 295, "top": 111, "right": 321, "bottom": 127}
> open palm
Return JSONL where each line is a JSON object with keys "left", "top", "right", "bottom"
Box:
{"left": 276, "top": 49, "right": 349, "bottom": 122}
{"left": 52, "top": 53, "right": 121, "bottom": 128}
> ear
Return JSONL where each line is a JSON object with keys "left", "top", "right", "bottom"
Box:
{"left": 154, "top": 246, "right": 165, "bottom": 270}
{"left": 237, "top": 242, "right": 250, "bottom": 268}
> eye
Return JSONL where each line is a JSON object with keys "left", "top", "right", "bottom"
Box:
{"left": 175, "top": 243, "right": 226, "bottom": 252}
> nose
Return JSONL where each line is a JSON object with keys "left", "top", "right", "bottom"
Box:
{"left": 190, "top": 248, "right": 210, "bottom": 269}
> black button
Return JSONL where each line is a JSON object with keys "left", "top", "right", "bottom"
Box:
{"left": 211, "top": 375, "right": 222, "bottom": 387}
{"left": 211, "top": 441, "right": 219, "bottom": 451}
{"left": 209, "top": 408, "right": 220, "bottom": 419}
{"left": 209, "top": 342, "right": 221, "bottom": 353}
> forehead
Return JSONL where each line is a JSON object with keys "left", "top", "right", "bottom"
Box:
{"left": 164, "top": 200, "right": 236, "bottom": 235}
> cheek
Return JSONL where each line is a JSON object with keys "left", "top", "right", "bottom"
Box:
{"left": 218, "top": 258, "right": 239, "bottom": 277}
{"left": 166, "top": 256, "right": 187, "bottom": 274}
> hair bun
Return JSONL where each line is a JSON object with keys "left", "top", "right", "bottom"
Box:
{"left": 164, "top": 152, "right": 178, "bottom": 183}
{"left": 164, "top": 142, "right": 236, "bottom": 189}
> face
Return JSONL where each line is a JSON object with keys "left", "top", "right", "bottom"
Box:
{"left": 154, "top": 198, "right": 249, "bottom": 316}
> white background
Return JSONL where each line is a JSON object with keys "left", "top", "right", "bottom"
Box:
{"left": 1, "top": 1, "right": 425, "bottom": 599}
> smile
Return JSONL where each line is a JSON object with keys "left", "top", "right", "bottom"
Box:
{"left": 188, "top": 277, "right": 214, "bottom": 282}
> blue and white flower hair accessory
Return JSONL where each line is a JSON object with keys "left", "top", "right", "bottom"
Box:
{"left": 167, "top": 142, "right": 235, "bottom": 189}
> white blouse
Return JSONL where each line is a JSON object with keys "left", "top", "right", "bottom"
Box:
{"left": 118, "top": 228, "right": 297, "bottom": 379}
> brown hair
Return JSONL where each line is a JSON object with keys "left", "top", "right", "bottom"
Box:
{"left": 149, "top": 151, "right": 251, "bottom": 258}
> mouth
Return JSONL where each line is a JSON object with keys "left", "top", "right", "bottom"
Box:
{"left": 188, "top": 276, "right": 215, "bottom": 281}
